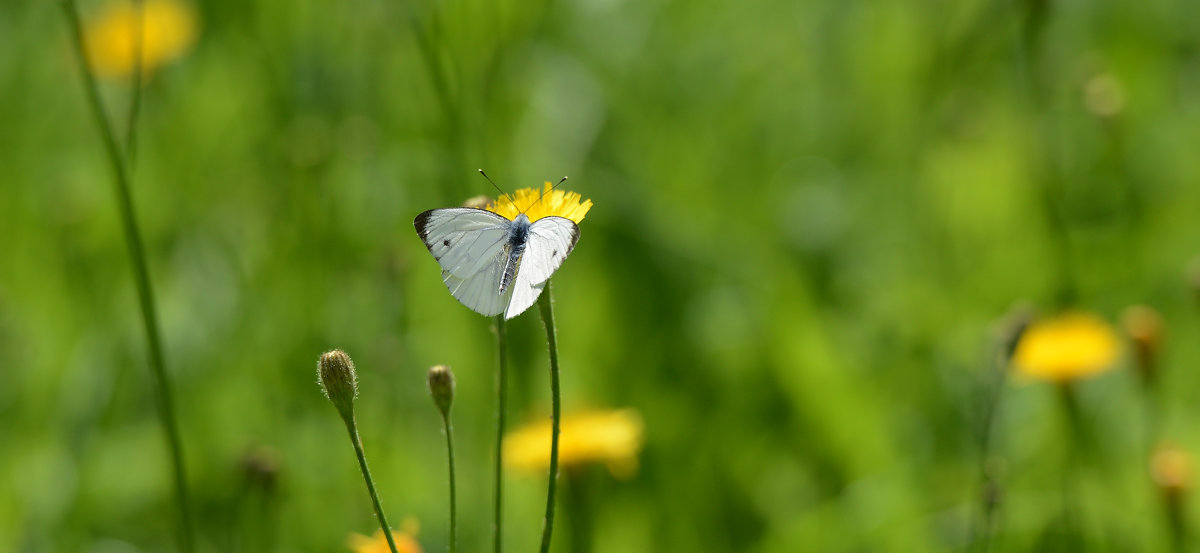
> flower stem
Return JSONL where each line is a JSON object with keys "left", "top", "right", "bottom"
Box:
{"left": 344, "top": 417, "right": 401, "bottom": 553}
{"left": 493, "top": 315, "right": 509, "bottom": 553}
{"left": 1056, "top": 382, "right": 1086, "bottom": 548}
{"left": 565, "top": 470, "right": 593, "bottom": 553}
{"left": 536, "top": 282, "right": 562, "bottom": 553}
{"left": 971, "top": 344, "right": 1009, "bottom": 553}
{"left": 126, "top": 0, "right": 144, "bottom": 164}
{"left": 61, "top": 3, "right": 194, "bottom": 552}
{"left": 1165, "top": 490, "right": 1187, "bottom": 553}
{"left": 441, "top": 412, "right": 458, "bottom": 553}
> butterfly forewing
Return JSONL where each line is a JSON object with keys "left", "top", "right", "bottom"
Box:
{"left": 520, "top": 216, "right": 579, "bottom": 283}
{"left": 416, "top": 208, "right": 512, "bottom": 278}
{"left": 503, "top": 216, "right": 579, "bottom": 319}
{"left": 415, "top": 208, "right": 514, "bottom": 316}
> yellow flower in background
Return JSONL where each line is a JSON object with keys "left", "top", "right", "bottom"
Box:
{"left": 85, "top": 0, "right": 198, "bottom": 78}
{"left": 505, "top": 409, "right": 644, "bottom": 479}
{"left": 487, "top": 181, "right": 593, "bottom": 223}
{"left": 1011, "top": 311, "right": 1121, "bottom": 382}
{"left": 347, "top": 521, "right": 422, "bottom": 553}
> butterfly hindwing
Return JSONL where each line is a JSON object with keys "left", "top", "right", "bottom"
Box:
{"left": 442, "top": 243, "right": 513, "bottom": 316}
{"left": 504, "top": 216, "right": 579, "bottom": 319}
{"left": 415, "top": 208, "right": 514, "bottom": 316}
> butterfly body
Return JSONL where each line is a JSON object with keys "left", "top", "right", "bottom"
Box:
{"left": 500, "top": 213, "right": 531, "bottom": 294}
{"left": 414, "top": 208, "right": 579, "bottom": 319}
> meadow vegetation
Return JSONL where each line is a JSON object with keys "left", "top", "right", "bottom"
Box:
{"left": 2, "top": 0, "right": 1200, "bottom": 551}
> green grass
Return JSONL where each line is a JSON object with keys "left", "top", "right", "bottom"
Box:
{"left": 3, "top": 0, "right": 1200, "bottom": 551}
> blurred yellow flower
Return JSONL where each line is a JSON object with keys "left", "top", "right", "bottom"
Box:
{"left": 85, "top": 0, "right": 198, "bottom": 78}
{"left": 487, "top": 182, "right": 593, "bottom": 223}
{"left": 347, "top": 523, "right": 422, "bottom": 553}
{"left": 504, "top": 409, "right": 644, "bottom": 479}
{"left": 1011, "top": 312, "right": 1121, "bottom": 382}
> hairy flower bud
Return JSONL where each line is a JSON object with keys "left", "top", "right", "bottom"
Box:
{"left": 1122, "top": 305, "right": 1164, "bottom": 385}
{"left": 318, "top": 350, "right": 358, "bottom": 421}
{"left": 427, "top": 364, "right": 455, "bottom": 417}
{"left": 462, "top": 195, "right": 492, "bottom": 209}
{"left": 1153, "top": 445, "right": 1192, "bottom": 495}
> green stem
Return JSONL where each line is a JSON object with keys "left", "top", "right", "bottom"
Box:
{"left": 564, "top": 470, "right": 593, "bottom": 553}
{"left": 126, "top": 0, "right": 144, "bottom": 164}
{"left": 442, "top": 413, "right": 458, "bottom": 553}
{"left": 344, "top": 418, "right": 400, "bottom": 553}
{"left": 493, "top": 315, "right": 509, "bottom": 553}
{"left": 537, "top": 283, "right": 562, "bottom": 553}
{"left": 972, "top": 345, "right": 1010, "bottom": 553}
{"left": 62, "top": 3, "right": 194, "bottom": 552}
{"left": 1165, "top": 490, "right": 1187, "bottom": 553}
{"left": 1056, "top": 383, "right": 1085, "bottom": 549}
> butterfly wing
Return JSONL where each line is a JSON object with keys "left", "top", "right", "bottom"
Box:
{"left": 504, "top": 216, "right": 580, "bottom": 319}
{"left": 415, "top": 208, "right": 514, "bottom": 316}
{"left": 443, "top": 251, "right": 513, "bottom": 316}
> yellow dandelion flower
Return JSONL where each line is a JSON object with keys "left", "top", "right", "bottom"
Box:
{"left": 487, "top": 181, "right": 593, "bottom": 224}
{"left": 347, "top": 521, "right": 423, "bottom": 553}
{"left": 1011, "top": 311, "right": 1121, "bottom": 382}
{"left": 84, "top": 0, "right": 198, "bottom": 78}
{"left": 504, "top": 408, "right": 644, "bottom": 479}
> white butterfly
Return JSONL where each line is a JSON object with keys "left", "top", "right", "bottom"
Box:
{"left": 414, "top": 207, "right": 579, "bottom": 319}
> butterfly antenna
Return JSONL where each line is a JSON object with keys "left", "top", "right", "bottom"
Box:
{"left": 478, "top": 169, "right": 520, "bottom": 212}
{"left": 525, "top": 176, "right": 569, "bottom": 212}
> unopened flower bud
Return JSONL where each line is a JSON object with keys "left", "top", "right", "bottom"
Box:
{"left": 1154, "top": 446, "right": 1191, "bottom": 491}
{"left": 427, "top": 364, "right": 455, "bottom": 417}
{"left": 1122, "top": 305, "right": 1164, "bottom": 385}
{"left": 462, "top": 195, "right": 491, "bottom": 209}
{"left": 1152, "top": 444, "right": 1191, "bottom": 546}
{"left": 239, "top": 445, "right": 280, "bottom": 493}
{"left": 318, "top": 350, "right": 358, "bottom": 421}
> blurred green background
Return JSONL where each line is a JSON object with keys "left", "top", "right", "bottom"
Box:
{"left": 3, "top": 0, "right": 1200, "bottom": 551}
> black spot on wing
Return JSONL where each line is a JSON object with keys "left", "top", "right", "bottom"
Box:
{"left": 443, "top": 239, "right": 450, "bottom": 246}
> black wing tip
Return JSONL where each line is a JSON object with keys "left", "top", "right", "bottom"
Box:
{"left": 414, "top": 209, "right": 434, "bottom": 239}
